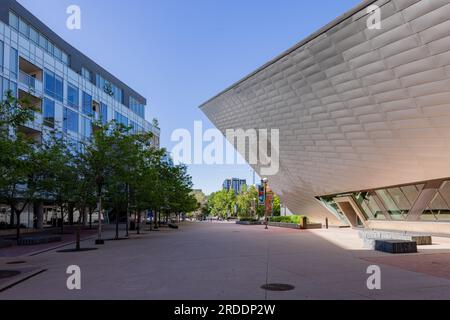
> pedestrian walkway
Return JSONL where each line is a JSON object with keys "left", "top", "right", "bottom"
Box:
{"left": 1, "top": 223, "right": 450, "bottom": 299}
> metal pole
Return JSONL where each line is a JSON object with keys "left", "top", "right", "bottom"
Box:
{"left": 264, "top": 180, "right": 268, "bottom": 230}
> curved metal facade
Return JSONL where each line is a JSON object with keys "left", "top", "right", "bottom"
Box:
{"left": 200, "top": 0, "right": 450, "bottom": 226}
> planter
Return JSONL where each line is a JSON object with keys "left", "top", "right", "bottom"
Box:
{"left": 268, "top": 222, "right": 323, "bottom": 230}
{"left": 306, "top": 223, "right": 322, "bottom": 229}
{"left": 268, "top": 222, "right": 301, "bottom": 229}
{"left": 236, "top": 221, "right": 262, "bottom": 225}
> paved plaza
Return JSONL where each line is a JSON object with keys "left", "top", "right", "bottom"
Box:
{"left": 1, "top": 222, "right": 450, "bottom": 300}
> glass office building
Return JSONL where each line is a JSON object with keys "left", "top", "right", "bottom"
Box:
{"left": 201, "top": 0, "right": 450, "bottom": 235}
{"left": 0, "top": 0, "right": 160, "bottom": 227}
{"left": 223, "top": 178, "right": 247, "bottom": 195}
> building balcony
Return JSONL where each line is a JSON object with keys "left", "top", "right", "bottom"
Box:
{"left": 19, "top": 88, "right": 42, "bottom": 113}
{"left": 19, "top": 57, "right": 43, "bottom": 96}
{"left": 17, "top": 125, "right": 42, "bottom": 144}
{"left": 19, "top": 70, "right": 43, "bottom": 95}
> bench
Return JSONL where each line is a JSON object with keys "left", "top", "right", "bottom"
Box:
{"left": 375, "top": 240, "right": 418, "bottom": 254}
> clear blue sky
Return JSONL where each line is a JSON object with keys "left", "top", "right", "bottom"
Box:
{"left": 18, "top": 0, "right": 361, "bottom": 195}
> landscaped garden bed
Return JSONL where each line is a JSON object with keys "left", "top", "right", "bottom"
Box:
{"left": 268, "top": 216, "right": 322, "bottom": 230}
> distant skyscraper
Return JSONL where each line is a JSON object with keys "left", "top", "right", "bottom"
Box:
{"left": 223, "top": 178, "right": 247, "bottom": 195}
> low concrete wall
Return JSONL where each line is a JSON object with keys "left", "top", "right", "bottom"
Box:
{"left": 268, "top": 222, "right": 301, "bottom": 229}
{"left": 306, "top": 223, "right": 323, "bottom": 230}
{"left": 268, "top": 222, "right": 323, "bottom": 230}
{"left": 366, "top": 220, "right": 450, "bottom": 237}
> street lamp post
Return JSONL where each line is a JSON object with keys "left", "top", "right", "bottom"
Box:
{"left": 262, "top": 178, "right": 268, "bottom": 230}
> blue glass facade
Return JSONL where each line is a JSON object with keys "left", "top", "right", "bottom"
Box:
{"left": 63, "top": 107, "right": 78, "bottom": 133}
{"left": 43, "top": 98, "right": 55, "bottom": 128}
{"left": 67, "top": 83, "right": 79, "bottom": 109}
{"left": 0, "top": 6, "right": 159, "bottom": 150}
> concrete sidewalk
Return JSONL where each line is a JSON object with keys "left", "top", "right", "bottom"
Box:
{"left": 0, "top": 222, "right": 450, "bottom": 300}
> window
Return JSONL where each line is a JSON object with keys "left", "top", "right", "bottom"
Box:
{"left": 82, "top": 67, "right": 93, "bottom": 83}
{"left": 96, "top": 74, "right": 124, "bottom": 104}
{"left": 67, "top": 83, "right": 79, "bottom": 109}
{"left": 422, "top": 181, "right": 450, "bottom": 222}
{"left": 130, "top": 121, "right": 137, "bottom": 134}
{"left": 100, "top": 103, "right": 108, "bottom": 125}
{"left": 130, "top": 96, "right": 145, "bottom": 118}
{"left": 43, "top": 98, "right": 55, "bottom": 128}
{"left": 54, "top": 46, "right": 62, "bottom": 61}
{"left": 39, "top": 34, "right": 47, "bottom": 50}
{"left": 62, "top": 52, "right": 69, "bottom": 65}
{"left": 10, "top": 48, "right": 18, "bottom": 79}
{"left": 8, "top": 11, "right": 69, "bottom": 65}
{"left": 0, "top": 41, "right": 4, "bottom": 72}
{"left": 82, "top": 92, "right": 93, "bottom": 116}
{"left": 375, "top": 190, "right": 405, "bottom": 220}
{"left": 81, "top": 117, "right": 92, "bottom": 138}
{"left": 115, "top": 111, "right": 128, "bottom": 127}
{"left": 44, "top": 69, "right": 63, "bottom": 102}
{"left": 64, "top": 108, "right": 79, "bottom": 133}
{"left": 19, "top": 18, "right": 29, "bottom": 37}
{"left": 30, "top": 27, "right": 39, "bottom": 44}
{"left": 9, "top": 12, "right": 19, "bottom": 30}
{"left": 2, "top": 77, "right": 17, "bottom": 98}
{"left": 46, "top": 41, "right": 54, "bottom": 55}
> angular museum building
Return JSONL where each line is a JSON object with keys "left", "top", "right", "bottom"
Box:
{"left": 201, "top": 0, "right": 450, "bottom": 235}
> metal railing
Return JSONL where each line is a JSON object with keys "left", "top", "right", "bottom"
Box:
{"left": 19, "top": 71, "right": 42, "bottom": 93}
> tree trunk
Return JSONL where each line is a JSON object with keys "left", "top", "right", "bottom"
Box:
{"left": 125, "top": 209, "right": 129, "bottom": 238}
{"left": 68, "top": 203, "right": 74, "bottom": 225}
{"left": 60, "top": 205, "right": 65, "bottom": 234}
{"left": 76, "top": 207, "right": 85, "bottom": 251}
{"left": 154, "top": 210, "right": 159, "bottom": 229}
{"left": 137, "top": 211, "right": 141, "bottom": 235}
{"left": 115, "top": 211, "right": 120, "bottom": 240}
{"left": 10, "top": 205, "right": 15, "bottom": 226}
{"left": 149, "top": 210, "right": 153, "bottom": 231}
{"left": 97, "top": 195, "right": 103, "bottom": 241}
{"left": 15, "top": 208, "right": 21, "bottom": 244}
{"left": 125, "top": 184, "right": 130, "bottom": 238}
{"left": 89, "top": 209, "right": 93, "bottom": 229}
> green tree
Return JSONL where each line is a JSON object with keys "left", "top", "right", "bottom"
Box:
{"left": 38, "top": 133, "right": 78, "bottom": 235}
{"left": 208, "top": 189, "right": 236, "bottom": 220}
{"left": 272, "top": 195, "right": 281, "bottom": 216}
{"left": 0, "top": 91, "right": 40, "bottom": 242}
{"left": 236, "top": 185, "right": 259, "bottom": 219}
{"left": 81, "top": 121, "right": 129, "bottom": 243}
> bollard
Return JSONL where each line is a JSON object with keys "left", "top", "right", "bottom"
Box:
{"left": 302, "top": 217, "right": 308, "bottom": 230}
{"left": 326, "top": 218, "right": 329, "bottom": 229}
